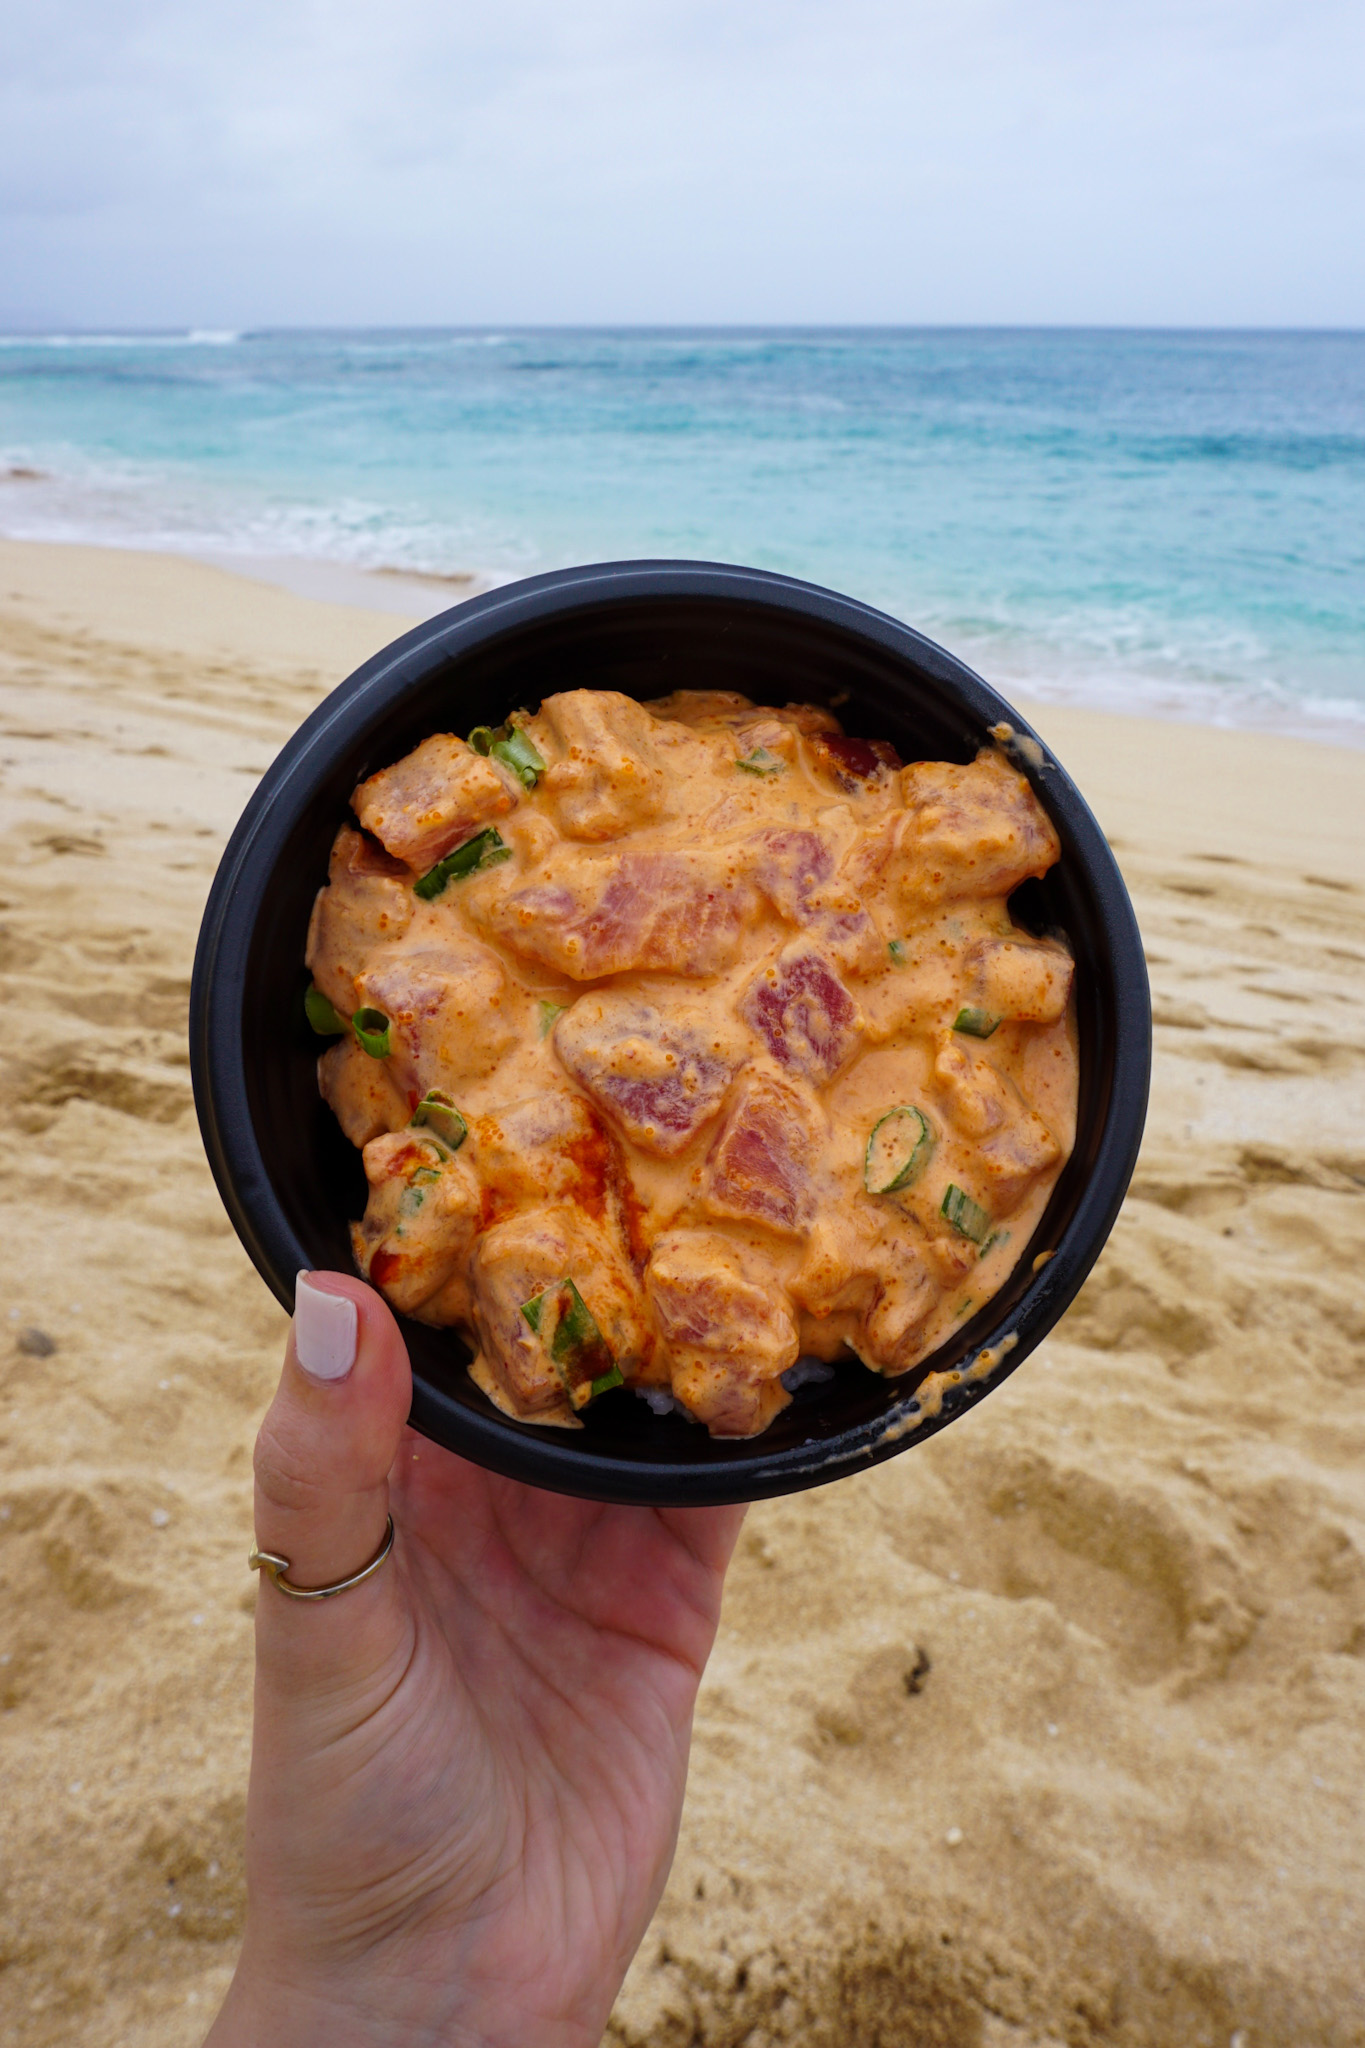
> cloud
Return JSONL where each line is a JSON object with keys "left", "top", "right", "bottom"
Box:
{"left": 2, "top": 0, "right": 1362, "bottom": 325}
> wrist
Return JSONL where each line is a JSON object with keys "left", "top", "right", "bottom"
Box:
{"left": 206, "top": 1943, "right": 607, "bottom": 2048}
{"left": 206, "top": 1952, "right": 474, "bottom": 2048}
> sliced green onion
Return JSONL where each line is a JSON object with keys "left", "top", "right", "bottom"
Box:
{"left": 411, "top": 1088, "right": 467, "bottom": 1153}
{"left": 551, "top": 1279, "right": 602, "bottom": 1361}
{"left": 353, "top": 1007, "right": 392, "bottom": 1059}
{"left": 941, "top": 1184, "right": 992, "bottom": 1244}
{"left": 979, "top": 1229, "right": 1011, "bottom": 1258}
{"left": 538, "top": 999, "right": 567, "bottom": 1039}
{"left": 953, "top": 1006, "right": 1000, "bottom": 1039}
{"left": 468, "top": 719, "right": 545, "bottom": 787}
{"left": 304, "top": 983, "right": 346, "bottom": 1036}
{"left": 490, "top": 725, "right": 545, "bottom": 788}
{"left": 865, "top": 1106, "right": 935, "bottom": 1195}
{"left": 519, "top": 1276, "right": 618, "bottom": 1410}
{"left": 414, "top": 826, "right": 513, "bottom": 900}
{"left": 520, "top": 1288, "right": 547, "bottom": 1335}
{"left": 735, "top": 746, "right": 784, "bottom": 776}
{"left": 887, "top": 939, "right": 906, "bottom": 965}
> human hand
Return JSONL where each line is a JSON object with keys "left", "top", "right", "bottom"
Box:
{"left": 206, "top": 1273, "right": 746, "bottom": 2048}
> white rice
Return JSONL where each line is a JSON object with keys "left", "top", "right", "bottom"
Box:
{"left": 781, "top": 1357, "right": 838, "bottom": 1393}
{"left": 636, "top": 1360, "right": 837, "bottom": 1418}
{"left": 637, "top": 1388, "right": 689, "bottom": 1418}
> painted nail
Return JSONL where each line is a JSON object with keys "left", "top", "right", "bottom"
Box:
{"left": 293, "top": 1272, "right": 358, "bottom": 1382}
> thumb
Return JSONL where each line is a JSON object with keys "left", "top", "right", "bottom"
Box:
{"left": 251, "top": 1271, "right": 412, "bottom": 1690}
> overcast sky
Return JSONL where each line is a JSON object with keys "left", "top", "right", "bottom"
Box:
{"left": 2, "top": 0, "right": 1362, "bottom": 329}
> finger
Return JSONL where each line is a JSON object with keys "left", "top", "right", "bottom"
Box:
{"left": 251, "top": 1271, "right": 412, "bottom": 1683}
{"left": 655, "top": 1502, "right": 749, "bottom": 1578}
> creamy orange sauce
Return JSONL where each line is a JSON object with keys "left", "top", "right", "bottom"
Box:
{"left": 305, "top": 688, "right": 1078, "bottom": 1437}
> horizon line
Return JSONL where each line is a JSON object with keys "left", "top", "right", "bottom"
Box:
{"left": 3, "top": 321, "right": 1365, "bottom": 341}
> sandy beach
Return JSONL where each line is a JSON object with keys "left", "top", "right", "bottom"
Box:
{"left": 1, "top": 536, "right": 1363, "bottom": 2047}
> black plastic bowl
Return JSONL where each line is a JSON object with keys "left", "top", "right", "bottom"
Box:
{"left": 191, "top": 560, "right": 1149, "bottom": 1506}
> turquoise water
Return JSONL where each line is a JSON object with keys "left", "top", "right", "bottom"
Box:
{"left": 2, "top": 327, "right": 1362, "bottom": 740}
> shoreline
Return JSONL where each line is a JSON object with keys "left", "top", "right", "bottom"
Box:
{"left": 196, "top": 548, "right": 495, "bottom": 620}
{"left": 2, "top": 508, "right": 1363, "bottom": 750}
{"left": 2, "top": 533, "right": 1364, "bottom": 2046}
{"left": 2, "top": 532, "right": 1363, "bottom": 890}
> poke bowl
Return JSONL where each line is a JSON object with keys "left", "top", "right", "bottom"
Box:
{"left": 190, "top": 560, "right": 1150, "bottom": 1505}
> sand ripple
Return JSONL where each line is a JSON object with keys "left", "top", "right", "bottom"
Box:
{"left": 1, "top": 543, "right": 1362, "bottom": 2046}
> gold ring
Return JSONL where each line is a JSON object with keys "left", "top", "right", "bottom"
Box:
{"left": 249, "top": 1515, "right": 394, "bottom": 1602}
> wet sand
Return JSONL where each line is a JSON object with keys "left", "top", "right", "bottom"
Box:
{"left": 1, "top": 538, "right": 1362, "bottom": 2047}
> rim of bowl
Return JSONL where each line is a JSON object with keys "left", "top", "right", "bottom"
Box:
{"left": 191, "top": 558, "right": 1151, "bottom": 1505}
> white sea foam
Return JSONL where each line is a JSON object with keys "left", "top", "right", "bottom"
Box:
{"left": 0, "top": 330, "right": 241, "bottom": 348}
{"left": 0, "top": 452, "right": 523, "bottom": 597}
{"left": 957, "top": 635, "right": 1365, "bottom": 749}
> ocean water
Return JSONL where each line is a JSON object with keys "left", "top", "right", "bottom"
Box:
{"left": 2, "top": 327, "right": 1363, "bottom": 742}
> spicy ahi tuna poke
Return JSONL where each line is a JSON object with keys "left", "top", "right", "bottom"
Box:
{"left": 303, "top": 688, "right": 1078, "bottom": 1437}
